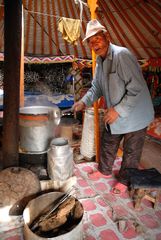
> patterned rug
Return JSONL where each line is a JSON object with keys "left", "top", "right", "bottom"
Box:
{"left": 147, "top": 117, "right": 161, "bottom": 141}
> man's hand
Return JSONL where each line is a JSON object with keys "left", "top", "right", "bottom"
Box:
{"left": 104, "top": 107, "right": 119, "bottom": 124}
{"left": 72, "top": 101, "right": 86, "bottom": 112}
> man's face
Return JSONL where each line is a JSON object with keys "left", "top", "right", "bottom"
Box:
{"left": 87, "top": 31, "right": 110, "bottom": 58}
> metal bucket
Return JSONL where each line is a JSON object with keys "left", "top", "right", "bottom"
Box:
{"left": 47, "top": 138, "right": 73, "bottom": 181}
{"left": 19, "top": 106, "right": 61, "bottom": 152}
{"left": 23, "top": 192, "right": 84, "bottom": 240}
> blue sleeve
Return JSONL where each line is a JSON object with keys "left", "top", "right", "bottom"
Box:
{"left": 114, "top": 49, "right": 147, "bottom": 117}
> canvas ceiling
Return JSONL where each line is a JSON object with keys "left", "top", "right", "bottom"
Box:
{"left": 0, "top": 0, "right": 161, "bottom": 60}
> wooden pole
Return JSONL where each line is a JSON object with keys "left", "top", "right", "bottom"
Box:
{"left": 87, "top": 0, "right": 100, "bottom": 162}
{"left": 20, "top": 5, "right": 24, "bottom": 107}
{"left": 2, "top": 0, "right": 22, "bottom": 168}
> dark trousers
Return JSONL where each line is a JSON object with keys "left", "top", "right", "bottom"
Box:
{"left": 98, "top": 126, "right": 147, "bottom": 185}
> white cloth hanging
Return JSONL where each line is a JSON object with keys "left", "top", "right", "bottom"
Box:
{"left": 58, "top": 17, "right": 81, "bottom": 45}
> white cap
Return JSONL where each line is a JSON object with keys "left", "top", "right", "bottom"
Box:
{"left": 83, "top": 19, "right": 107, "bottom": 42}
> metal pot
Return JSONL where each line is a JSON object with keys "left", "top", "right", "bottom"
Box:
{"left": 19, "top": 106, "right": 61, "bottom": 152}
{"left": 23, "top": 192, "right": 84, "bottom": 240}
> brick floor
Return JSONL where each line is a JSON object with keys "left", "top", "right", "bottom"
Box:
{"left": 75, "top": 158, "right": 161, "bottom": 240}
{"left": 0, "top": 157, "right": 161, "bottom": 239}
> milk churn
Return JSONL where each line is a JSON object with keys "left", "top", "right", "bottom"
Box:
{"left": 47, "top": 137, "right": 73, "bottom": 181}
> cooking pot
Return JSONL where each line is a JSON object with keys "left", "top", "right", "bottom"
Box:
{"left": 19, "top": 106, "right": 75, "bottom": 152}
{"left": 19, "top": 106, "right": 61, "bottom": 152}
{"left": 19, "top": 105, "right": 61, "bottom": 126}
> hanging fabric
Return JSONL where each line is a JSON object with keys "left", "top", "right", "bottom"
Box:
{"left": 58, "top": 17, "right": 81, "bottom": 45}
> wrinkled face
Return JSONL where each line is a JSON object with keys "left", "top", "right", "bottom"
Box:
{"left": 87, "top": 31, "right": 110, "bottom": 58}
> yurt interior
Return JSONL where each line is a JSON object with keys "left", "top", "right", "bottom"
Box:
{"left": 0, "top": 1, "right": 161, "bottom": 240}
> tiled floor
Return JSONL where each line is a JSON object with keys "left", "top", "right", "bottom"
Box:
{"left": 75, "top": 158, "right": 161, "bottom": 240}
{"left": 0, "top": 155, "right": 161, "bottom": 240}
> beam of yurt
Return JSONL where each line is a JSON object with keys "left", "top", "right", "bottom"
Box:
{"left": 87, "top": 0, "right": 100, "bottom": 163}
{"left": 20, "top": 5, "right": 24, "bottom": 108}
{"left": 2, "top": 0, "right": 23, "bottom": 168}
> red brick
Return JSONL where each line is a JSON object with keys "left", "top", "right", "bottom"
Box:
{"left": 142, "top": 199, "right": 153, "bottom": 208}
{"left": 97, "top": 197, "right": 107, "bottom": 207}
{"left": 139, "top": 214, "right": 159, "bottom": 228}
{"left": 84, "top": 188, "right": 96, "bottom": 197}
{"left": 100, "top": 229, "right": 119, "bottom": 240}
{"left": 120, "top": 191, "right": 131, "bottom": 199}
{"left": 90, "top": 213, "right": 107, "bottom": 227}
{"left": 127, "top": 201, "right": 135, "bottom": 209}
{"left": 106, "top": 209, "right": 113, "bottom": 220}
{"left": 93, "top": 163, "right": 98, "bottom": 168}
{"left": 82, "top": 199, "right": 97, "bottom": 211}
{"left": 156, "top": 232, "right": 161, "bottom": 240}
{"left": 74, "top": 168, "right": 81, "bottom": 177}
{"left": 94, "top": 182, "right": 108, "bottom": 191}
{"left": 77, "top": 179, "right": 89, "bottom": 187}
{"left": 85, "top": 236, "right": 96, "bottom": 240}
{"left": 103, "top": 193, "right": 117, "bottom": 202}
{"left": 113, "top": 205, "right": 129, "bottom": 218}
{"left": 108, "top": 179, "right": 117, "bottom": 187}
{"left": 122, "top": 225, "right": 138, "bottom": 239}
{"left": 82, "top": 166, "right": 93, "bottom": 173}
{"left": 83, "top": 222, "right": 89, "bottom": 231}
{"left": 155, "top": 210, "right": 161, "bottom": 220}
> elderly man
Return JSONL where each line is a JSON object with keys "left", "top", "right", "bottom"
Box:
{"left": 73, "top": 19, "right": 154, "bottom": 194}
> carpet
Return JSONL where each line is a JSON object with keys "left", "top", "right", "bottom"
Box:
{"left": 147, "top": 117, "right": 161, "bottom": 140}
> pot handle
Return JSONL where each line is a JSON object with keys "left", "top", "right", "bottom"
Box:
{"left": 48, "top": 109, "right": 61, "bottom": 125}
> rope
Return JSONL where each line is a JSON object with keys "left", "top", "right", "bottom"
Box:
{"left": 74, "top": 0, "right": 88, "bottom": 22}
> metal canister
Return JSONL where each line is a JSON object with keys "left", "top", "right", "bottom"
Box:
{"left": 47, "top": 137, "right": 73, "bottom": 181}
{"left": 19, "top": 106, "right": 61, "bottom": 152}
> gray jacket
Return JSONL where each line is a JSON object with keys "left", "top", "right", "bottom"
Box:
{"left": 81, "top": 43, "right": 154, "bottom": 134}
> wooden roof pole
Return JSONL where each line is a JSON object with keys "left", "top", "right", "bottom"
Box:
{"left": 3, "top": 0, "right": 22, "bottom": 168}
{"left": 87, "top": 0, "right": 100, "bottom": 163}
{"left": 20, "top": 5, "right": 24, "bottom": 107}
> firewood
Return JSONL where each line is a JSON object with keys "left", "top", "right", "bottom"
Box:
{"left": 38, "top": 197, "right": 76, "bottom": 232}
{"left": 72, "top": 200, "right": 84, "bottom": 219}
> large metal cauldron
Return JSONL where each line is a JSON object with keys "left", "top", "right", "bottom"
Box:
{"left": 19, "top": 106, "right": 61, "bottom": 152}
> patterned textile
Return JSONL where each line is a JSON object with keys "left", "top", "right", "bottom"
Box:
{"left": 147, "top": 117, "right": 161, "bottom": 140}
